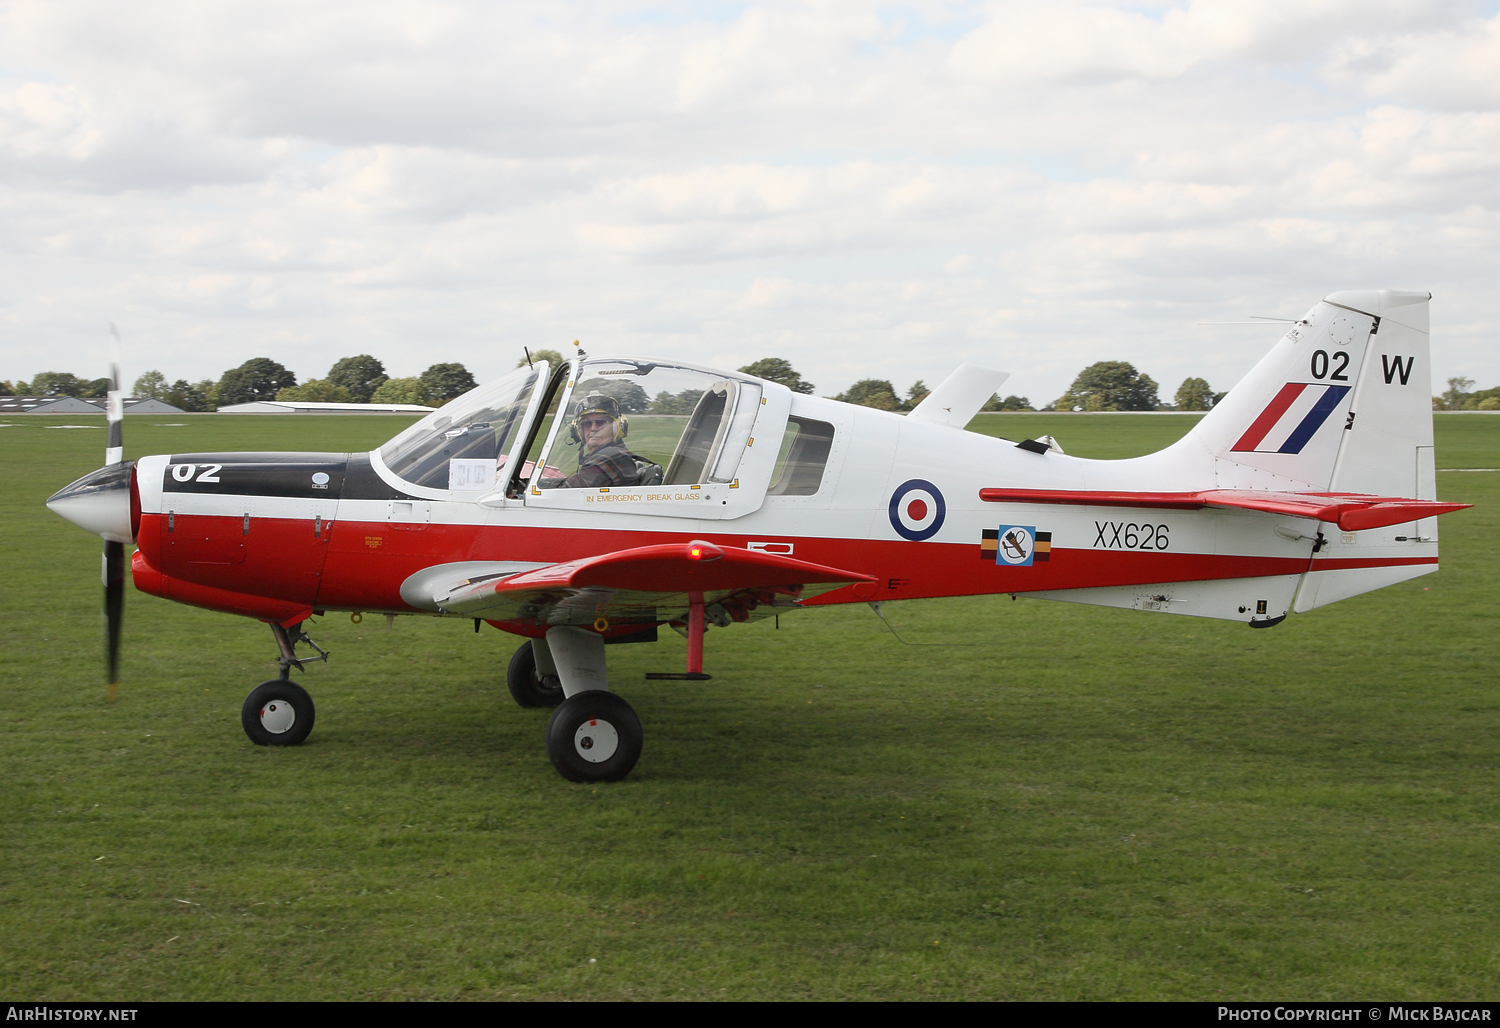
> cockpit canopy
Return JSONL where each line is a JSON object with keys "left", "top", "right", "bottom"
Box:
{"left": 376, "top": 357, "right": 769, "bottom": 497}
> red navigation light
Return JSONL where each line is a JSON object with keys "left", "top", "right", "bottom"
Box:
{"left": 684, "top": 540, "right": 723, "bottom": 562}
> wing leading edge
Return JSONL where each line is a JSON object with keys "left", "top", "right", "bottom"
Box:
{"left": 978, "top": 488, "right": 1468, "bottom": 532}
{"left": 419, "top": 541, "right": 874, "bottom": 629}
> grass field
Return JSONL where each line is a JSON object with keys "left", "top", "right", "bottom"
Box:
{"left": 2, "top": 412, "right": 1497, "bottom": 1001}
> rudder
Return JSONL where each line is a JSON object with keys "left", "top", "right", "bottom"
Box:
{"left": 1324, "top": 290, "right": 1434, "bottom": 500}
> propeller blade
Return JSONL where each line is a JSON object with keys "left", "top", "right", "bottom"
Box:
{"left": 104, "top": 539, "right": 124, "bottom": 703}
{"left": 104, "top": 323, "right": 125, "bottom": 701}
{"left": 106, "top": 323, "right": 124, "bottom": 467}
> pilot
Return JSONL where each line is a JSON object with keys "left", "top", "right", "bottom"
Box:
{"left": 555, "top": 393, "right": 660, "bottom": 489}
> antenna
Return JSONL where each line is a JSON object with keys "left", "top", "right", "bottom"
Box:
{"left": 1198, "top": 315, "right": 1310, "bottom": 326}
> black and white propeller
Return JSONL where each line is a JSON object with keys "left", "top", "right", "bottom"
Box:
{"left": 46, "top": 324, "right": 134, "bottom": 701}
{"left": 103, "top": 324, "right": 126, "bottom": 700}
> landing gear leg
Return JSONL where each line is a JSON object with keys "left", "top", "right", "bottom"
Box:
{"left": 541, "top": 626, "right": 643, "bottom": 782}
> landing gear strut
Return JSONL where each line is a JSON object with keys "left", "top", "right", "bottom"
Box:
{"left": 270, "top": 621, "right": 328, "bottom": 679}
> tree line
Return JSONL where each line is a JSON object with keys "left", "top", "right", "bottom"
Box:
{"left": 785, "top": 361, "right": 1223, "bottom": 413}
{"left": 14, "top": 352, "right": 1489, "bottom": 415}
{"left": 1433, "top": 378, "right": 1500, "bottom": 411}
{"left": 0, "top": 355, "right": 1210, "bottom": 413}
{"left": 739, "top": 357, "right": 1232, "bottom": 412}
{"left": 0, "top": 356, "right": 479, "bottom": 411}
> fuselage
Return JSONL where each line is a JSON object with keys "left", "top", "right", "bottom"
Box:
{"left": 119, "top": 362, "right": 1432, "bottom": 633}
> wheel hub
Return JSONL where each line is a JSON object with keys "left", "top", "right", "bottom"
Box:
{"left": 573, "top": 718, "right": 619, "bottom": 762}
{"left": 260, "top": 700, "right": 297, "bottom": 735}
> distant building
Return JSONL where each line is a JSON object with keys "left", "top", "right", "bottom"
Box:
{"left": 121, "top": 398, "right": 187, "bottom": 414}
{"left": 2, "top": 396, "right": 109, "bottom": 414}
{"left": 0, "top": 396, "right": 186, "bottom": 415}
{"left": 216, "top": 400, "right": 436, "bottom": 415}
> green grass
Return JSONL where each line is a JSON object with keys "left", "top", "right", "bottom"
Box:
{"left": 965, "top": 411, "right": 1206, "bottom": 458}
{"left": 1, "top": 413, "right": 1497, "bottom": 1000}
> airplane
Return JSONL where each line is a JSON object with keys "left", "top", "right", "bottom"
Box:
{"left": 47, "top": 289, "right": 1469, "bottom": 783}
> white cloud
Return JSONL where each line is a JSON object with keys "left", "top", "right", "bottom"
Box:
{"left": 1338, "top": 10, "right": 1500, "bottom": 111}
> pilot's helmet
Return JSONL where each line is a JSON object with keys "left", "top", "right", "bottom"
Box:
{"left": 567, "top": 392, "right": 627, "bottom": 445}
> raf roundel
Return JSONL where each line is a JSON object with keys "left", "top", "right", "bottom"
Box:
{"left": 888, "top": 479, "right": 946, "bottom": 541}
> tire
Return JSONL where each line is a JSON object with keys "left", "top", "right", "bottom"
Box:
{"left": 507, "top": 641, "right": 564, "bottom": 708}
{"left": 241, "top": 679, "right": 316, "bottom": 746}
{"left": 545, "top": 691, "right": 643, "bottom": 783}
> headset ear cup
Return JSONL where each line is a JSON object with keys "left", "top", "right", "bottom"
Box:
{"left": 567, "top": 424, "right": 580, "bottom": 444}
{"left": 618, "top": 416, "right": 628, "bottom": 441}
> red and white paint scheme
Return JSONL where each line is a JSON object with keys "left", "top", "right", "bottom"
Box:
{"left": 48, "top": 289, "right": 1468, "bottom": 782}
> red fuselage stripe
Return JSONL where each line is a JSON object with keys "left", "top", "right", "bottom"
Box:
{"left": 135, "top": 512, "right": 1331, "bottom": 616}
{"left": 134, "top": 512, "right": 1439, "bottom": 622}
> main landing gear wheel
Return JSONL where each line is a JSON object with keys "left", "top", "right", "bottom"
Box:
{"left": 242, "top": 680, "right": 316, "bottom": 746}
{"left": 507, "top": 641, "right": 564, "bottom": 709}
{"left": 545, "top": 691, "right": 643, "bottom": 783}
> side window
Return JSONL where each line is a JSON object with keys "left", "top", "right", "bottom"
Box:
{"left": 664, "top": 382, "right": 731, "bottom": 484}
{"left": 768, "top": 417, "right": 834, "bottom": 495}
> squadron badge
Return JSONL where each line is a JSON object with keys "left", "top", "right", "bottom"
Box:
{"left": 981, "top": 526, "right": 1051, "bottom": 566}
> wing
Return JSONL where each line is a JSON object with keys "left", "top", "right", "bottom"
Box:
{"left": 409, "top": 541, "right": 874, "bottom": 630}
{"left": 978, "top": 488, "right": 1468, "bottom": 532}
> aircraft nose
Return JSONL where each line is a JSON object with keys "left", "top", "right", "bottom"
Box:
{"left": 47, "top": 462, "right": 135, "bottom": 543}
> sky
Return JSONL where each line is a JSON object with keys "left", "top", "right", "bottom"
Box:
{"left": 2, "top": 0, "right": 1498, "bottom": 407}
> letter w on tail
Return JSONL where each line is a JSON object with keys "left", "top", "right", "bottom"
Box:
{"left": 1382, "top": 355, "right": 1414, "bottom": 385}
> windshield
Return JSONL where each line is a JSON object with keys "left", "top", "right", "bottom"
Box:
{"left": 379, "top": 365, "right": 541, "bottom": 491}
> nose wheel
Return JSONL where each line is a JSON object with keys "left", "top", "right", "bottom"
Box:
{"left": 242, "top": 680, "right": 316, "bottom": 746}
{"left": 545, "top": 691, "right": 642, "bottom": 782}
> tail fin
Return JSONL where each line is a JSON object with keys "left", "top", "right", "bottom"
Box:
{"left": 1186, "top": 289, "right": 1441, "bottom": 613}
{"left": 1185, "top": 290, "right": 1433, "bottom": 495}
{"left": 1016, "top": 291, "right": 1450, "bottom": 623}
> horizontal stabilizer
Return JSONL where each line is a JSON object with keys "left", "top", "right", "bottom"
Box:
{"left": 979, "top": 488, "right": 1469, "bottom": 532}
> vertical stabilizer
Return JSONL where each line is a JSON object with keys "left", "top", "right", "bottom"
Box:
{"left": 1182, "top": 291, "right": 1430, "bottom": 493}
